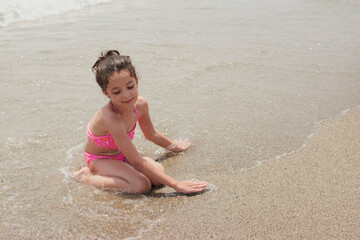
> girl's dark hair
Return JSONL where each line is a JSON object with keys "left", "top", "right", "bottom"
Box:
{"left": 92, "top": 50, "right": 137, "bottom": 91}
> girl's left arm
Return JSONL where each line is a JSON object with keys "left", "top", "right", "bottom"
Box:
{"left": 136, "top": 97, "right": 191, "bottom": 152}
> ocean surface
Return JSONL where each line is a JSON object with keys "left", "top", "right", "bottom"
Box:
{"left": 1, "top": 0, "right": 360, "bottom": 239}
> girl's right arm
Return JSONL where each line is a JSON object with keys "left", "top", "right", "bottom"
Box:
{"left": 102, "top": 108, "right": 207, "bottom": 193}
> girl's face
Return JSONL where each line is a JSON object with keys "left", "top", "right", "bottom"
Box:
{"left": 103, "top": 69, "right": 138, "bottom": 110}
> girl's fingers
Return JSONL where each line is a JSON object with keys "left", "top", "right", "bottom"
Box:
{"left": 189, "top": 182, "right": 208, "bottom": 192}
{"left": 176, "top": 180, "right": 208, "bottom": 193}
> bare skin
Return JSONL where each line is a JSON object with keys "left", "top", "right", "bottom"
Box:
{"left": 73, "top": 69, "right": 207, "bottom": 194}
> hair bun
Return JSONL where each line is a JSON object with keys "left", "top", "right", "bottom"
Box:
{"left": 92, "top": 50, "right": 121, "bottom": 73}
{"left": 103, "top": 50, "right": 120, "bottom": 58}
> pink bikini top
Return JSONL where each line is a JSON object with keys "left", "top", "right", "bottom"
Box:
{"left": 87, "top": 105, "right": 139, "bottom": 150}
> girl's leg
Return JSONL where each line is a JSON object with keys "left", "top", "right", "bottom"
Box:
{"left": 124, "top": 154, "right": 165, "bottom": 186}
{"left": 75, "top": 159, "right": 152, "bottom": 193}
{"left": 82, "top": 174, "right": 150, "bottom": 193}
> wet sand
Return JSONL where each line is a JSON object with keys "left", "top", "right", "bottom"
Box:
{"left": 1, "top": 1, "right": 360, "bottom": 238}
{"left": 142, "top": 107, "right": 360, "bottom": 239}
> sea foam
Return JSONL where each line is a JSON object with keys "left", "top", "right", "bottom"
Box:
{"left": 0, "top": 0, "right": 114, "bottom": 27}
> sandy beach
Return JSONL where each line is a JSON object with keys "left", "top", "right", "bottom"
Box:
{"left": 1, "top": 1, "right": 360, "bottom": 239}
{"left": 142, "top": 107, "right": 360, "bottom": 239}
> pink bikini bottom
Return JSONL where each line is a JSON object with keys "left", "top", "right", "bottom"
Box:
{"left": 84, "top": 152, "right": 125, "bottom": 167}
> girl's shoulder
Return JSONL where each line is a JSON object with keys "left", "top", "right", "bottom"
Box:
{"left": 100, "top": 102, "right": 120, "bottom": 121}
{"left": 135, "top": 96, "right": 149, "bottom": 118}
{"left": 136, "top": 96, "right": 147, "bottom": 107}
{"left": 88, "top": 104, "right": 115, "bottom": 135}
{"left": 91, "top": 102, "right": 118, "bottom": 127}
{"left": 93, "top": 102, "right": 126, "bottom": 133}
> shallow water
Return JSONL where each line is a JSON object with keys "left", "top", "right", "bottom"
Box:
{"left": 1, "top": 0, "right": 360, "bottom": 238}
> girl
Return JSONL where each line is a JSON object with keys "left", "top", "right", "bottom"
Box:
{"left": 73, "top": 50, "right": 207, "bottom": 194}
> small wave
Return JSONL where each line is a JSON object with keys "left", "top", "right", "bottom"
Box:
{"left": 0, "top": 0, "right": 114, "bottom": 27}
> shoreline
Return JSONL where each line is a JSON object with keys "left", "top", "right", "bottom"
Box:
{"left": 240, "top": 106, "right": 359, "bottom": 174}
{"left": 141, "top": 107, "right": 360, "bottom": 239}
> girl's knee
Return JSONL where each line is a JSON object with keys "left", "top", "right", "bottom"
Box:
{"left": 131, "top": 174, "right": 151, "bottom": 193}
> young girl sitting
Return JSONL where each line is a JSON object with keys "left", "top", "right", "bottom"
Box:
{"left": 73, "top": 50, "right": 207, "bottom": 194}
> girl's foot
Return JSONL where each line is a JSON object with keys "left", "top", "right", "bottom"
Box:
{"left": 73, "top": 167, "right": 91, "bottom": 182}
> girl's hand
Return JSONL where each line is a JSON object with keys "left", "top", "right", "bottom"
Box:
{"left": 174, "top": 179, "right": 208, "bottom": 194}
{"left": 166, "top": 139, "right": 191, "bottom": 152}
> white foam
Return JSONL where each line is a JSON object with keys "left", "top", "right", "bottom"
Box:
{"left": 62, "top": 194, "right": 74, "bottom": 204}
{"left": 0, "top": 0, "right": 114, "bottom": 27}
{"left": 123, "top": 217, "right": 164, "bottom": 240}
{"left": 58, "top": 166, "right": 73, "bottom": 183}
{"left": 205, "top": 182, "right": 220, "bottom": 191}
{"left": 342, "top": 108, "right": 350, "bottom": 114}
{"left": 66, "top": 143, "right": 84, "bottom": 160}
